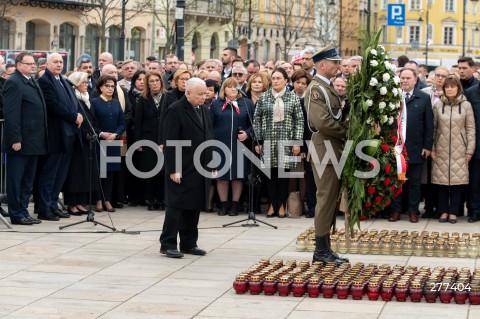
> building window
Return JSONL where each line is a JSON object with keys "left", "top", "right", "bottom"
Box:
{"left": 129, "top": 27, "right": 142, "bottom": 61}
{"left": 263, "top": 39, "right": 270, "bottom": 61}
{"left": 265, "top": 0, "right": 270, "bottom": 11}
{"left": 59, "top": 23, "right": 75, "bottom": 71}
{"left": 210, "top": 33, "right": 218, "bottom": 59}
{"left": 381, "top": 0, "right": 388, "bottom": 10}
{"left": 85, "top": 25, "right": 99, "bottom": 63}
{"left": 0, "top": 18, "right": 10, "bottom": 49}
{"left": 443, "top": 26, "right": 454, "bottom": 45}
{"left": 427, "top": 23, "right": 433, "bottom": 42}
{"left": 410, "top": 0, "right": 421, "bottom": 10}
{"left": 473, "top": 2, "right": 477, "bottom": 14}
{"left": 108, "top": 26, "right": 120, "bottom": 61}
{"left": 25, "top": 21, "right": 36, "bottom": 50}
{"left": 444, "top": 0, "right": 454, "bottom": 12}
{"left": 381, "top": 25, "right": 388, "bottom": 43}
{"left": 409, "top": 25, "right": 420, "bottom": 43}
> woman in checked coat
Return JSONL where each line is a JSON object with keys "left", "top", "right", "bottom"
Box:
{"left": 253, "top": 67, "right": 304, "bottom": 217}
{"left": 431, "top": 75, "right": 476, "bottom": 224}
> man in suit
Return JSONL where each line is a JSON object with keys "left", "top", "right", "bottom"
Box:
{"left": 302, "top": 47, "right": 317, "bottom": 77}
{"left": 91, "top": 52, "right": 113, "bottom": 86}
{"left": 304, "top": 44, "right": 349, "bottom": 264}
{"left": 76, "top": 57, "right": 94, "bottom": 94}
{"left": 37, "top": 53, "right": 84, "bottom": 221}
{"left": 231, "top": 66, "right": 248, "bottom": 92}
{"left": 404, "top": 61, "right": 428, "bottom": 90}
{"left": 389, "top": 68, "right": 434, "bottom": 223}
{"left": 458, "top": 57, "right": 479, "bottom": 91}
{"left": 163, "top": 54, "right": 179, "bottom": 90}
{"left": 160, "top": 78, "right": 214, "bottom": 258}
{"left": 117, "top": 60, "right": 137, "bottom": 91}
{"left": 3, "top": 53, "right": 48, "bottom": 225}
{"left": 465, "top": 82, "right": 480, "bottom": 222}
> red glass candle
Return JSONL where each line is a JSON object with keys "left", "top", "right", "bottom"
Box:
{"left": 394, "top": 282, "right": 409, "bottom": 302}
{"left": 277, "top": 276, "right": 291, "bottom": 297}
{"left": 262, "top": 276, "right": 277, "bottom": 296}
{"left": 409, "top": 283, "right": 423, "bottom": 302}
{"left": 233, "top": 275, "right": 248, "bottom": 294}
{"left": 454, "top": 289, "right": 468, "bottom": 304}
{"left": 248, "top": 275, "right": 263, "bottom": 295}
{"left": 336, "top": 280, "right": 350, "bottom": 300}
{"left": 439, "top": 288, "right": 453, "bottom": 304}
{"left": 423, "top": 284, "right": 438, "bottom": 303}
{"left": 380, "top": 282, "right": 394, "bottom": 302}
{"left": 367, "top": 282, "right": 380, "bottom": 301}
{"left": 292, "top": 278, "right": 307, "bottom": 297}
{"left": 351, "top": 281, "right": 366, "bottom": 300}
{"left": 322, "top": 278, "right": 336, "bottom": 298}
{"left": 307, "top": 278, "right": 321, "bottom": 298}
{"left": 468, "top": 287, "right": 480, "bottom": 305}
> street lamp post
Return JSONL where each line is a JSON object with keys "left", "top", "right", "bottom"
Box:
{"left": 247, "top": 0, "right": 252, "bottom": 59}
{"left": 176, "top": 0, "right": 185, "bottom": 61}
{"left": 463, "top": 0, "right": 467, "bottom": 56}
{"left": 119, "top": 0, "right": 127, "bottom": 61}
{"left": 329, "top": 0, "right": 342, "bottom": 56}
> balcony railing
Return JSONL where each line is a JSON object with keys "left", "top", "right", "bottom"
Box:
{"left": 10, "top": 0, "right": 101, "bottom": 11}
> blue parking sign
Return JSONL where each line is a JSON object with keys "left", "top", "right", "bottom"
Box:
{"left": 387, "top": 4, "right": 405, "bottom": 26}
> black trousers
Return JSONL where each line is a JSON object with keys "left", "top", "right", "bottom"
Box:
{"left": 437, "top": 185, "right": 463, "bottom": 216}
{"left": 6, "top": 154, "right": 38, "bottom": 221}
{"left": 145, "top": 171, "right": 165, "bottom": 203}
{"left": 468, "top": 159, "right": 480, "bottom": 213}
{"left": 304, "top": 162, "right": 317, "bottom": 212}
{"left": 422, "top": 157, "right": 438, "bottom": 212}
{"left": 391, "top": 162, "right": 423, "bottom": 214}
{"left": 265, "top": 168, "right": 289, "bottom": 212}
{"left": 160, "top": 207, "right": 200, "bottom": 250}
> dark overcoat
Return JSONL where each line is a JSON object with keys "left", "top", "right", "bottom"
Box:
{"left": 63, "top": 99, "right": 100, "bottom": 193}
{"left": 134, "top": 93, "right": 164, "bottom": 172}
{"left": 163, "top": 96, "right": 213, "bottom": 211}
{"left": 37, "top": 68, "right": 81, "bottom": 153}
{"left": 2, "top": 70, "right": 48, "bottom": 155}
{"left": 466, "top": 83, "right": 480, "bottom": 159}
{"left": 404, "top": 89, "right": 434, "bottom": 164}
{"left": 210, "top": 97, "right": 254, "bottom": 180}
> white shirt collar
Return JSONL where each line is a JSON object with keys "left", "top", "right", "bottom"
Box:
{"left": 316, "top": 74, "right": 330, "bottom": 85}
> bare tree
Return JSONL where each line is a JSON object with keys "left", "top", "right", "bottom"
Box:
{"left": 220, "top": 0, "right": 248, "bottom": 43}
{"left": 272, "top": 0, "right": 315, "bottom": 60}
{"left": 81, "top": 0, "right": 145, "bottom": 52}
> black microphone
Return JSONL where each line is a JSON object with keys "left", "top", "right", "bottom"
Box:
{"left": 236, "top": 86, "right": 248, "bottom": 98}
{"left": 237, "top": 126, "right": 243, "bottom": 134}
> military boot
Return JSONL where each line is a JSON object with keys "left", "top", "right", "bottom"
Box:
{"left": 312, "top": 235, "right": 348, "bottom": 264}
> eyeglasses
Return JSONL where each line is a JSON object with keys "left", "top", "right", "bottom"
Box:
{"left": 103, "top": 85, "right": 115, "bottom": 89}
{"left": 19, "top": 61, "right": 36, "bottom": 66}
{"left": 232, "top": 73, "right": 244, "bottom": 77}
{"left": 123, "top": 67, "right": 136, "bottom": 70}
{"left": 435, "top": 73, "right": 448, "bottom": 79}
{"left": 149, "top": 79, "right": 161, "bottom": 84}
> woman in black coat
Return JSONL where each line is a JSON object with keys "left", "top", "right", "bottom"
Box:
{"left": 210, "top": 77, "right": 255, "bottom": 216}
{"left": 126, "top": 70, "right": 146, "bottom": 206}
{"left": 134, "top": 71, "right": 166, "bottom": 210}
{"left": 63, "top": 71, "right": 100, "bottom": 215}
{"left": 158, "top": 69, "right": 192, "bottom": 146}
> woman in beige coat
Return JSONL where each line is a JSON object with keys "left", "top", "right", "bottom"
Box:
{"left": 431, "top": 76, "right": 476, "bottom": 223}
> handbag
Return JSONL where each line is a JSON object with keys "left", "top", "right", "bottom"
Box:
{"left": 287, "top": 191, "right": 302, "bottom": 218}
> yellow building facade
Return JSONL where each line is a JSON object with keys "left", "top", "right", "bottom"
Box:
{"left": 377, "top": 0, "right": 480, "bottom": 67}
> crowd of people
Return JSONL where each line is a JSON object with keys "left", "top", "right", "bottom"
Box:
{"left": 1, "top": 46, "right": 480, "bottom": 259}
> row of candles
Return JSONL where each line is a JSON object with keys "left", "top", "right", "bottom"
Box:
{"left": 296, "top": 228, "right": 480, "bottom": 258}
{"left": 232, "top": 259, "right": 480, "bottom": 304}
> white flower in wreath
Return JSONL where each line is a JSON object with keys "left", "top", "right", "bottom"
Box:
{"left": 389, "top": 102, "right": 396, "bottom": 110}
{"left": 381, "top": 115, "right": 388, "bottom": 124}
{"left": 396, "top": 102, "right": 401, "bottom": 109}
{"left": 370, "top": 49, "right": 378, "bottom": 56}
{"left": 378, "top": 45, "right": 385, "bottom": 51}
{"left": 393, "top": 76, "right": 400, "bottom": 85}
{"left": 369, "top": 77, "right": 378, "bottom": 86}
{"left": 370, "top": 60, "right": 379, "bottom": 67}
{"left": 392, "top": 88, "right": 398, "bottom": 96}
{"left": 388, "top": 116, "right": 394, "bottom": 125}
{"left": 382, "top": 73, "right": 391, "bottom": 82}
{"left": 366, "top": 117, "right": 373, "bottom": 124}
{"left": 379, "top": 86, "right": 388, "bottom": 95}
{"left": 366, "top": 99, "right": 373, "bottom": 107}
{"left": 398, "top": 88, "right": 403, "bottom": 95}
{"left": 389, "top": 64, "right": 397, "bottom": 72}
{"left": 379, "top": 102, "right": 386, "bottom": 110}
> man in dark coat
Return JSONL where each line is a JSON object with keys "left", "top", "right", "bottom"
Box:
{"left": 160, "top": 78, "right": 214, "bottom": 258}
{"left": 389, "top": 68, "right": 433, "bottom": 223}
{"left": 37, "top": 53, "right": 84, "bottom": 221}
{"left": 465, "top": 83, "right": 480, "bottom": 222}
{"left": 458, "top": 57, "right": 479, "bottom": 91}
{"left": 3, "top": 53, "right": 48, "bottom": 225}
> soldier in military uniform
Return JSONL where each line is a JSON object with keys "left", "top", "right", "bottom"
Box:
{"left": 304, "top": 44, "right": 349, "bottom": 264}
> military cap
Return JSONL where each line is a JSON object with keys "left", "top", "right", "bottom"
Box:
{"left": 312, "top": 44, "right": 342, "bottom": 63}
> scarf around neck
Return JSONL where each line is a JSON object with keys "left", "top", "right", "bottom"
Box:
{"left": 75, "top": 89, "right": 91, "bottom": 109}
{"left": 272, "top": 87, "right": 286, "bottom": 122}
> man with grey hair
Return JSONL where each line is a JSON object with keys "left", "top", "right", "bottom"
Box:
{"left": 160, "top": 77, "right": 213, "bottom": 258}
{"left": 207, "top": 70, "right": 222, "bottom": 86}
{"left": 214, "top": 59, "right": 224, "bottom": 73}
{"left": 231, "top": 65, "right": 248, "bottom": 91}
{"left": 302, "top": 47, "right": 317, "bottom": 76}
{"left": 348, "top": 56, "right": 362, "bottom": 75}
{"left": 204, "top": 59, "right": 217, "bottom": 72}
{"left": 92, "top": 52, "right": 114, "bottom": 85}
{"left": 118, "top": 60, "right": 137, "bottom": 90}
{"left": 147, "top": 61, "right": 164, "bottom": 75}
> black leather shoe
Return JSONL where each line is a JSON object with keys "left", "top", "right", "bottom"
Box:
{"left": 38, "top": 212, "right": 60, "bottom": 221}
{"left": 468, "top": 211, "right": 480, "bottom": 223}
{"left": 67, "top": 207, "right": 83, "bottom": 216}
{"left": 112, "top": 202, "right": 124, "bottom": 209}
{"left": 26, "top": 216, "right": 42, "bottom": 224}
{"left": 53, "top": 209, "right": 70, "bottom": 218}
{"left": 327, "top": 236, "right": 349, "bottom": 263}
{"left": 11, "top": 217, "right": 35, "bottom": 225}
{"left": 0, "top": 206, "right": 9, "bottom": 217}
{"left": 180, "top": 247, "right": 207, "bottom": 256}
{"left": 160, "top": 248, "right": 184, "bottom": 258}
{"left": 312, "top": 235, "right": 348, "bottom": 264}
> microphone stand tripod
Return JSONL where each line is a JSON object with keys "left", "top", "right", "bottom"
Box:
{"left": 60, "top": 107, "right": 116, "bottom": 231}
{"left": 222, "top": 89, "right": 277, "bottom": 229}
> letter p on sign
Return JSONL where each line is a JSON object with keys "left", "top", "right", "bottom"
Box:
{"left": 387, "top": 4, "right": 405, "bottom": 26}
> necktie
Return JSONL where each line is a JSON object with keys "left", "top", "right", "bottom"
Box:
{"left": 405, "top": 93, "right": 410, "bottom": 100}
{"left": 195, "top": 107, "right": 203, "bottom": 125}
